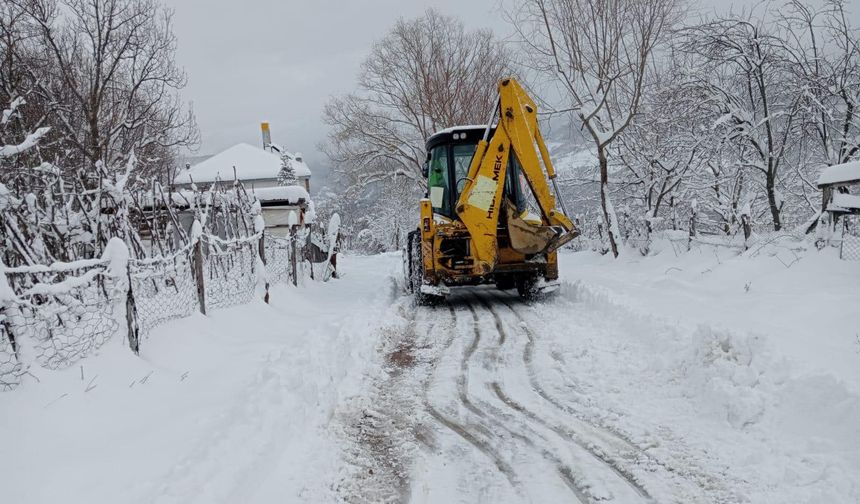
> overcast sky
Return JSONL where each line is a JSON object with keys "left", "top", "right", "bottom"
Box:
{"left": 164, "top": 0, "right": 513, "bottom": 186}
{"left": 164, "top": 0, "right": 855, "bottom": 188}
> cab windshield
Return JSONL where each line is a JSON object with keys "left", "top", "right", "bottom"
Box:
{"left": 427, "top": 141, "right": 527, "bottom": 220}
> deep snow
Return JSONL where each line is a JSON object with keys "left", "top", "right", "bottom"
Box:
{"left": 1, "top": 254, "right": 401, "bottom": 504}
{"left": 1, "top": 243, "right": 858, "bottom": 503}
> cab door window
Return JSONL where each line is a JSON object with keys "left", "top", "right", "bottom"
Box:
{"left": 427, "top": 146, "right": 451, "bottom": 216}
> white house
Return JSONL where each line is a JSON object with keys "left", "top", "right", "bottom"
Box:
{"left": 174, "top": 142, "right": 311, "bottom": 192}
{"left": 172, "top": 126, "right": 314, "bottom": 236}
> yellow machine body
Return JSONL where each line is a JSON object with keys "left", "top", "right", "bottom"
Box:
{"left": 405, "top": 78, "right": 578, "bottom": 299}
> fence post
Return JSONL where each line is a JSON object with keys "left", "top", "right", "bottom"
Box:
{"left": 125, "top": 265, "right": 140, "bottom": 354}
{"left": 192, "top": 235, "right": 207, "bottom": 315}
{"left": 259, "top": 230, "right": 269, "bottom": 303}
{"left": 290, "top": 225, "right": 298, "bottom": 287}
{"left": 688, "top": 202, "right": 697, "bottom": 251}
{"left": 741, "top": 214, "right": 752, "bottom": 250}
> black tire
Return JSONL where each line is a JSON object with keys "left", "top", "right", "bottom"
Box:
{"left": 406, "top": 230, "right": 426, "bottom": 299}
{"left": 406, "top": 230, "right": 444, "bottom": 306}
{"left": 495, "top": 274, "right": 515, "bottom": 291}
{"left": 403, "top": 230, "right": 418, "bottom": 293}
{"left": 516, "top": 275, "right": 540, "bottom": 300}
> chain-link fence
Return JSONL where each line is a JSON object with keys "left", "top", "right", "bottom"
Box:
{"left": 0, "top": 317, "right": 23, "bottom": 392}
{"left": 840, "top": 215, "right": 860, "bottom": 261}
{"left": 265, "top": 235, "right": 295, "bottom": 285}
{"left": 3, "top": 264, "right": 122, "bottom": 373}
{"left": 1, "top": 227, "right": 336, "bottom": 392}
{"left": 129, "top": 246, "right": 199, "bottom": 338}
{"left": 205, "top": 237, "right": 258, "bottom": 310}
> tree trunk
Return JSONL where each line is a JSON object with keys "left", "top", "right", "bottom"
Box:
{"left": 670, "top": 196, "right": 677, "bottom": 231}
{"left": 741, "top": 214, "right": 752, "bottom": 249}
{"left": 192, "top": 236, "right": 207, "bottom": 315}
{"left": 598, "top": 150, "right": 619, "bottom": 258}
{"left": 766, "top": 172, "right": 782, "bottom": 231}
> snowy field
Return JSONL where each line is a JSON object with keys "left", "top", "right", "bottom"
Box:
{"left": 2, "top": 245, "right": 859, "bottom": 503}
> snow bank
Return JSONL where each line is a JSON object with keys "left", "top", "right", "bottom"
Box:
{"left": 0, "top": 254, "right": 402, "bottom": 503}
{"left": 682, "top": 325, "right": 769, "bottom": 429}
{"left": 556, "top": 244, "right": 860, "bottom": 502}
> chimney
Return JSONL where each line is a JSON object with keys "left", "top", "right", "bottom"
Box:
{"left": 260, "top": 121, "right": 272, "bottom": 151}
{"left": 295, "top": 152, "right": 303, "bottom": 162}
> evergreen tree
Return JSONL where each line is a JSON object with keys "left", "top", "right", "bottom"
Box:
{"left": 278, "top": 153, "right": 297, "bottom": 186}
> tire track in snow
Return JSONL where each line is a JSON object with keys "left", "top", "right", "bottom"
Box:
{"left": 486, "top": 290, "right": 645, "bottom": 453}
{"left": 456, "top": 303, "right": 487, "bottom": 418}
{"left": 489, "top": 381, "right": 651, "bottom": 502}
{"left": 472, "top": 292, "right": 652, "bottom": 502}
{"left": 458, "top": 297, "right": 590, "bottom": 502}
{"left": 429, "top": 301, "right": 526, "bottom": 493}
{"left": 420, "top": 299, "right": 584, "bottom": 501}
{"left": 485, "top": 288, "right": 743, "bottom": 503}
{"left": 423, "top": 403, "right": 521, "bottom": 489}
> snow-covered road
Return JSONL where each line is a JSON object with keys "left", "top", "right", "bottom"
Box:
{"left": 337, "top": 287, "right": 739, "bottom": 503}
{"left": 336, "top": 245, "right": 860, "bottom": 503}
{"left": 3, "top": 247, "right": 859, "bottom": 503}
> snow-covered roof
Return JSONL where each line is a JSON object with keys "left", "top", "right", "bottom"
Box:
{"left": 249, "top": 185, "right": 309, "bottom": 205}
{"left": 432, "top": 124, "right": 494, "bottom": 135}
{"left": 288, "top": 154, "right": 311, "bottom": 178}
{"left": 174, "top": 143, "right": 310, "bottom": 185}
{"left": 830, "top": 192, "right": 860, "bottom": 211}
{"left": 268, "top": 143, "right": 311, "bottom": 178}
{"left": 817, "top": 161, "right": 860, "bottom": 187}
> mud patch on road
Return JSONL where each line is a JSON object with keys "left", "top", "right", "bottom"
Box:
{"left": 334, "top": 310, "right": 434, "bottom": 504}
{"left": 387, "top": 343, "right": 416, "bottom": 371}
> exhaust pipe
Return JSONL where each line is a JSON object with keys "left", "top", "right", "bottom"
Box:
{"left": 261, "top": 121, "right": 272, "bottom": 151}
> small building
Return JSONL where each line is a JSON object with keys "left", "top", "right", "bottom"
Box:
{"left": 172, "top": 124, "right": 314, "bottom": 237}
{"left": 174, "top": 142, "right": 311, "bottom": 192}
{"left": 817, "top": 161, "right": 860, "bottom": 260}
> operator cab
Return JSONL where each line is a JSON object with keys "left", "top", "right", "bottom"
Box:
{"left": 424, "top": 125, "right": 530, "bottom": 222}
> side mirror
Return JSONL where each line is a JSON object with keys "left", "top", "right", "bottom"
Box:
{"left": 422, "top": 160, "right": 429, "bottom": 178}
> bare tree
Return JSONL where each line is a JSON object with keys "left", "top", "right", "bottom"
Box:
{"left": 614, "top": 54, "right": 716, "bottom": 237}
{"left": 322, "top": 9, "right": 510, "bottom": 192}
{"left": 514, "top": 0, "right": 680, "bottom": 257}
{"left": 681, "top": 15, "right": 806, "bottom": 232}
{"left": 15, "top": 0, "right": 197, "bottom": 181}
{"left": 780, "top": 0, "right": 860, "bottom": 168}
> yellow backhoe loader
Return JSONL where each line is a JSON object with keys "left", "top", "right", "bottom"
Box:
{"left": 404, "top": 77, "right": 578, "bottom": 301}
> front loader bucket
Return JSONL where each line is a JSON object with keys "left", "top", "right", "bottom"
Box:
{"left": 544, "top": 228, "right": 579, "bottom": 253}
{"left": 506, "top": 202, "right": 579, "bottom": 255}
{"left": 506, "top": 202, "right": 559, "bottom": 255}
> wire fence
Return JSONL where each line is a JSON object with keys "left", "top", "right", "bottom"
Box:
{"left": 204, "top": 236, "right": 259, "bottom": 310}
{"left": 265, "top": 236, "right": 295, "bottom": 285}
{"left": 129, "top": 246, "right": 199, "bottom": 338}
{"left": 0, "top": 228, "right": 334, "bottom": 392}
{"left": 3, "top": 263, "right": 122, "bottom": 375}
{"left": 0, "top": 317, "right": 23, "bottom": 392}
{"left": 841, "top": 216, "right": 860, "bottom": 261}
{"left": 572, "top": 210, "right": 815, "bottom": 258}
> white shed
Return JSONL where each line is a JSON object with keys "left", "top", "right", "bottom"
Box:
{"left": 174, "top": 142, "right": 311, "bottom": 192}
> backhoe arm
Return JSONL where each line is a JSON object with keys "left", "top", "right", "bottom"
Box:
{"left": 456, "top": 78, "right": 577, "bottom": 275}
